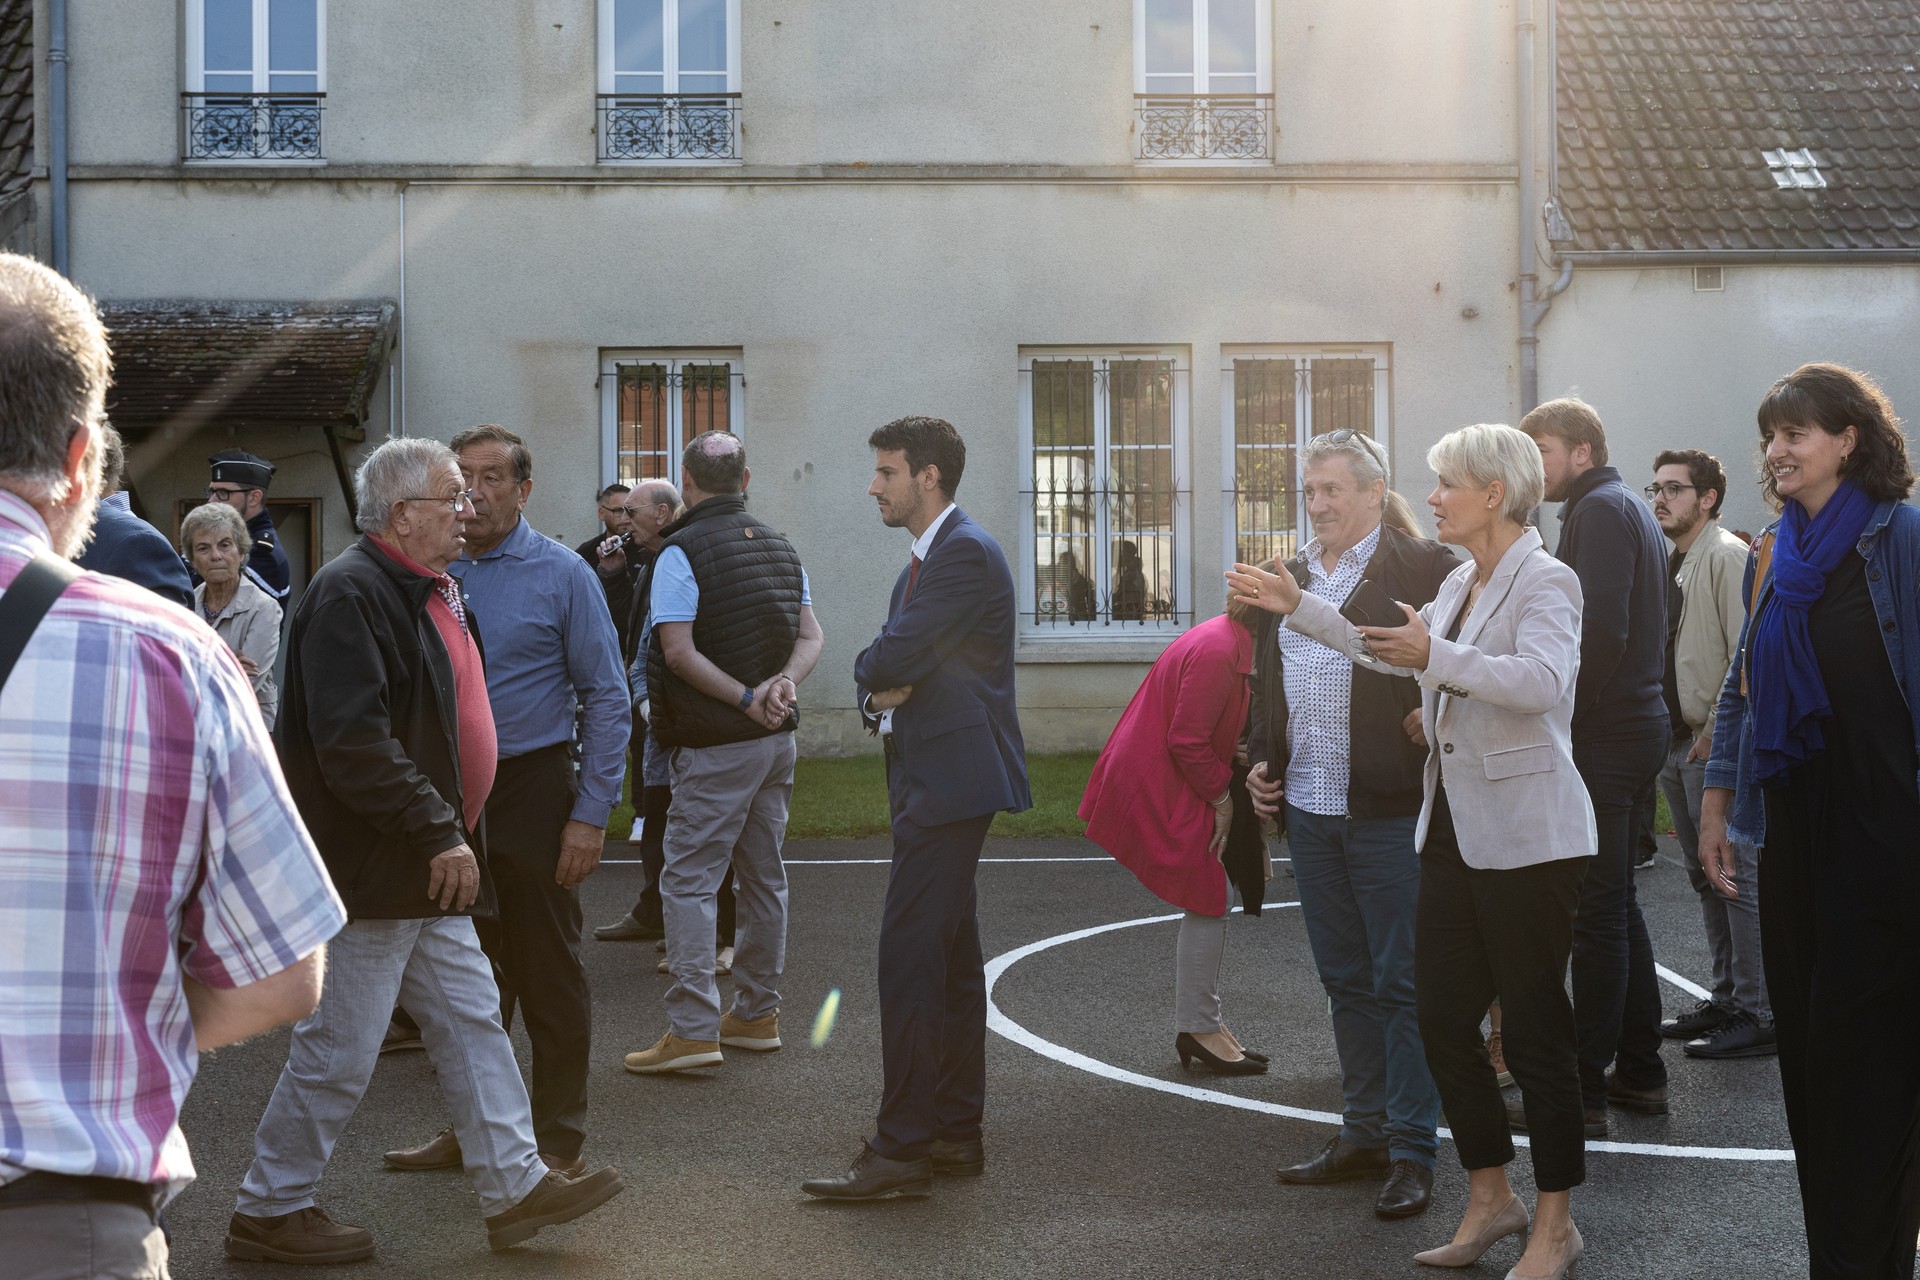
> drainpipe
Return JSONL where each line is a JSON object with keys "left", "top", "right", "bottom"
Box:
{"left": 49, "top": 0, "right": 69, "bottom": 275}
{"left": 1516, "top": 0, "right": 1542, "bottom": 415}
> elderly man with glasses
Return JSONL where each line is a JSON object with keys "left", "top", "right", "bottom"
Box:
{"left": 1249, "top": 427, "right": 1459, "bottom": 1220}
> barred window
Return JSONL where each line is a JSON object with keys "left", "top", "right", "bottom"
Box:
{"left": 1223, "top": 347, "right": 1390, "bottom": 570}
{"left": 599, "top": 351, "right": 743, "bottom": 488}
{"left": 1020, "top": 351, "right": 1191, "bottom": 638}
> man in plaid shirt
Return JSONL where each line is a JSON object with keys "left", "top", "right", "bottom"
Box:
{"left": 0, "top": 253, "right": 346, "bottom": 1279}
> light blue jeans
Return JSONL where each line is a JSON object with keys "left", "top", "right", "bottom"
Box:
{"left": 661, "top": 734, "right": 794, "bottom": 1040}
{"left": 1286, "top": 805, "right": 1439, "bottom": 1167}
{"left": 236, "top": 917, "right": 547, "bottom": 1219}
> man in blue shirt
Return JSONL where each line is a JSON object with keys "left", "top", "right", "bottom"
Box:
{"left": 382, "top": 425, "right": 629, "bottom": 1178}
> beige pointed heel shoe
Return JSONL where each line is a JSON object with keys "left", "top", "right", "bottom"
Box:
{"left": 1505, "top": 1222, "right": 1582, "bottom": 1280}
{"left": 1413, "top": 1194, "right": 1529, "bottom": 1268}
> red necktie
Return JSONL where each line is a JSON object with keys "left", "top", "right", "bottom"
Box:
{"left": 904, "top": 554, "right": 922, "bottom": 602}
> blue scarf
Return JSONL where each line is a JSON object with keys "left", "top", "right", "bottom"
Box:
{"left": 1748, "top": 478, "right": 1877, "bottom": 784}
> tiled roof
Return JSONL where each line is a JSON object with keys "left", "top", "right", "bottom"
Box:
{"left": 1556, "top": 0, "right": 1920, "bottom": 253}
{"left": 0, "top": 0, "right": 31, "bottom": 212}
{"left": 100, "top": 301, "right": 398, "bottom": 437}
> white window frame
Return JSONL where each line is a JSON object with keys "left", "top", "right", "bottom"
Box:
{"left": 596, "top": 0, "right": 743, "bottom": 165}
{"left": 1017, "top": 347, "right": 1192, "bottom": 643}
{"left": 1133, "top": 0, "right": 1273, "bottom": 165}
{"left": 599, "top": 349, "right": 745, "bottom": 490}
{"left": 1219, "top": 344, "right": 1392, "bottom": 569}
{"left": 186, "top": 0, "right": 327, "bottom": 97}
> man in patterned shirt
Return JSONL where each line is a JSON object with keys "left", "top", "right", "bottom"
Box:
{"left": 0, "top": 253, "right": 346, "bottom": 1279}
{"left": 1245, "top": 428, "right": 1458, "bottom": 1220}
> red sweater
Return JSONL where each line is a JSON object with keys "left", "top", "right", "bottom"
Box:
{"left": 368, "top": 537, "right": 496, "bottom": 831}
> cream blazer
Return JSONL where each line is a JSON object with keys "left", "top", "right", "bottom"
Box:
{"left": 1284, "top": 527, "right": 1596, "bottom": 870}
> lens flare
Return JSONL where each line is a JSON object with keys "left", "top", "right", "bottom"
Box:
{"left": 810, "top": 988, "right": 842, "bottom": 1049}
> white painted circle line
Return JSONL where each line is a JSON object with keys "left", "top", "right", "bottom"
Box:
{"left": 984, "top": 904, "right": 1795, "bottom": 1163}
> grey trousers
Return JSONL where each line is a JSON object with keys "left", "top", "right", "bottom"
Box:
{"left": 1174, "top": 911, "right": 1228, "bottom": 1034}
{"left": 1, "top": 1199, "right": 169, "bottom": 1279}
{"left": 237, "top": 917, "right": 547, "bottom": 1219}
{"left": 1659, "top": 739, "right": 1772, "bottom": 1021}
{"left": 662, "top": 733, "right": 795, "bottom": 1041}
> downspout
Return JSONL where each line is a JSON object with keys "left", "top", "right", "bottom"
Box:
{"left": 49, "top": 0, "right": 69, "bottom": 275}
{"left": 1516, "top": 0, "right": 1571, "bottom": 416}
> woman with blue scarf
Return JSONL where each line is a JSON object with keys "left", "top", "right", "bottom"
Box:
{"left": 1699, "top": 363, "right": 1920, "bottom": 1280}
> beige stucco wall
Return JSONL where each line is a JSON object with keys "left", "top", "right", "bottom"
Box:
{"left": 1537, "top": 264, "right": 1920, "bottom": 539}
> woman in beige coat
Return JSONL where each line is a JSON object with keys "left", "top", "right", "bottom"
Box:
{"left": 183, "top": 501, "right": 281, "bottom": 727}
{"left": 1229, "top": 423, "right": 1595, "bottom": 1280}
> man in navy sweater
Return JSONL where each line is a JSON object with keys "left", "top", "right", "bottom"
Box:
{"left": 1520, "top": 398, "right": 1670, "bottom": 1138}
{"left": 74, "top": 426, "right": 192, "bottom": 608}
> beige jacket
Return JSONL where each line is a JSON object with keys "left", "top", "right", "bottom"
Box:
{"left": 1671, "top": 522, "right": 1749, "bottom": 734}
{"left": 197, "top": 575, "right": 282, "bottom": 729}
{"left": 1285, "top": 527, "right": 1596, "bottom": 870}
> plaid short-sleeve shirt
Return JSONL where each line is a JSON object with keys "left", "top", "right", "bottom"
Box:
{"left": 0, "top": 491, "right": 345, "bottom": 1198}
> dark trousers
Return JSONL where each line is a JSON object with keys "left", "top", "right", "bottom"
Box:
{"left": 472, "top": 744, "right": 591, "bottom": 1160}
{"left": 872, "top": 788, "right": 994, "bottom": 1161}
{"left": 629, "top": 784, "right": 735, "bottom": 944}
{"left": 1569, "top": 725, "right": 1669, "bottom": 1109}
{"left": 1763, "top": 787, "right": 1920, "bottom": 1279}
{"left": 1416, "top": 793, "right": 1589, "bottom": 1192}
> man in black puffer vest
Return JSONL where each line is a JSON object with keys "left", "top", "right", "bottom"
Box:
{"left": 623, "top": 431, "right": 824, "bottom": 1076}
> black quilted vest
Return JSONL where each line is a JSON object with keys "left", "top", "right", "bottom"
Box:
{"left": 644, "top": 494, "right": 804, "bottom": 748}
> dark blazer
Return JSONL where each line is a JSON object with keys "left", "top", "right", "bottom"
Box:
{"left": 1553, "top": 465, "right": 1668, "bottom": 735}
{"left": 275, "top": 537, "right": 494, "bottom": 921}
{"left": 855, "top": 507, "right": 1031, "bottom": 827}
{"left": 75, "top": 494, "right": 193, "bottom": 608}
{"left": 1247, "top": 522, "right": 1457, "bottom": 822}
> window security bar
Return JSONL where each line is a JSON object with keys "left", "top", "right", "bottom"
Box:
{"left": 1134, "top": 94, "right": 1273, "bottom": 162}
{"left": 182, "top": 93, "right": 324, "bottom": 161}
{"left": 597, "top": 94, "right": 742, "bottom": 162}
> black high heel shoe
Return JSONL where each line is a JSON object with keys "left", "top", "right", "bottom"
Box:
{"left": 1176, "top": 1032, "right": 1268, "bottom": 1075}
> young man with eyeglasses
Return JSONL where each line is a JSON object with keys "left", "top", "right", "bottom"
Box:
{"left": 1646, "top": 450, "right": 1774, "bottom": 1060}
{"left": 207, "top": 449, "right": 291, "bottom": 603}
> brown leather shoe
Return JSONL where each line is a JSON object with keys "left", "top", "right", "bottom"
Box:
{"left": 1605, "top": 1071, "right": 1670, "bottom": 1115}
{"left": 226, "top": 1206, "right": 375, "bottom": 1264}
{"left": 1505, "top": 1096, "right": 1608, "bottom": 1139}
{"left": 541, "top": 1152, "right": 588, "bottom": 1178}
{"left": 383, "top": 1127, "right": 462, "bottom": 1171}
{"left": 486, "top": 1166, "right": 625, "bottom": 1251}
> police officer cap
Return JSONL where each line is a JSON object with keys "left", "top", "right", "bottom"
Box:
{"left": 209, "top": 449, "right": 276, "bottom": 491}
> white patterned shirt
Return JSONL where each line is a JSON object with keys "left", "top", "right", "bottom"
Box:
{"left": 1275, "top": 523, "right": 1382, "bottom": 816}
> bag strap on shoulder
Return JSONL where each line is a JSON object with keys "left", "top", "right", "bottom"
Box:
{"left": 0, "top": 553, "right": 81, "bottom": 694}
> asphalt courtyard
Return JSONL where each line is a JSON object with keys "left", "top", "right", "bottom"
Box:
{"left": 167, "top": 831, "right": 1807, "bottom": 1279}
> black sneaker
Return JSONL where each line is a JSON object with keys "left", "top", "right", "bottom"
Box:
{"left": 1684, "top": 1011, "right": 1778, "bottom": 1060}
{"left": 1660, "top": 998, "right": 1729, "bottom": 1041}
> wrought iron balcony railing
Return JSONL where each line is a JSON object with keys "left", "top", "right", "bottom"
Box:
{"left": 597, "top": 94, "right": 741, "bottom": 162}
{"left": 1134, "top": 94, "right": 1274, "bottom": 162}
{"left": 182, "top": 93, "right": 324, "bottom": 161}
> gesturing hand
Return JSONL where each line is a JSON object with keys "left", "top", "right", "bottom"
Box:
{"left": 1224, "top": 562, "right": 1302, "bottom": 615}
{"left": 596, "top": 536, "right": 627, "bottom": 575}
{"left": 1356, "top": 603, "right": 1432, "bottom": 670}
{"left": 426, "top": 843, "right": 481, "bottom": 911}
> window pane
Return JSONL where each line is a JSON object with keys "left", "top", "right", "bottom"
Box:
{"left": 1144, "top": 0, "right": 1194, "bottom": 75}
{"left": 1208, "top": 0, "right": 1256, "bottom": 76}
{"left": 614, "top": 72, "right": 666, "bottom": 94}
{"left": 614, "top": 0, "right": 665, "bottom": 75}
{"left": 1109, "top": 360, "right": 1177, "bottom": 622}
{"left": 205, "top": 0, "right": 253, "bottom": 73}
{"left": 268, "top": 0, "right": 318, "bottom": 73}
{"left": 1234, "top": 358, "right": 1297, "bottom": 566}
{"left": 1031, "top": 361, "right": 1096, "bottom": 627}
{"left": 205, "top": 73, "right": 253, "bottom": 94}
{"left": 1310, "top": 358, "right": 1375, "bottom": 437}
{"left": 269, "top": 73, "right": 318, "bottom": 93}
{"left": 678, "top": 0, "right": 727, "bottom": 76}
{"left": 1208, "top": 74, "right": 1258, "bottom": 94}
{"left": 681, "top": 364, "right": 731, "bottom": 437}
{"left": 617, "top": 365, "right": 671, "bottom": 484}
{"left": 676, "top": 73, "right": 727, "bottom": 94}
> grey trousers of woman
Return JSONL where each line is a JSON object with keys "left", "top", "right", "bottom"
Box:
{"left": 1175, "top": 911, "right": 1229, "bottom": 1033}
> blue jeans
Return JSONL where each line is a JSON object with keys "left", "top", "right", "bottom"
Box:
{"left": 1286, "top": 806, "right": 1438, "bottom": 1167}
{"left": 237, "top": 917, "right": 547, "bottom": 1219}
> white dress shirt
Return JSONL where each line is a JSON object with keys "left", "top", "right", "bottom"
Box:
{"left": 1275, "top": 522, "right": 1381, "bottom": 816}
{"left": 875, "top": 502, "right": 957, "bottom": 734}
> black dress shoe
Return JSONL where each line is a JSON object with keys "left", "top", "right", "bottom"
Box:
{"left": 1506, "top": 1096, "right": 1608, "bottom": 1139}
{"left": 1275, "top": 1135, "right": 1391, "bottom": 1185}
{"left": 930, "top": 1138, "right": 984, "bottom": 1177}
{"left": 801, "top": 1145, "right": 932, "bottom": 1200}
{"left": 1660, "top": 997, "right": 1729, "bottom": 1041}
{"left": 1683, "top": 1011, "right": 1777, "bottom": 1060}
{"left": 1373, "top": 1159, "right": 1433, "bottom": 1219}
{"left": 1176, "top": 1032, "right": 1267, "bottom": 1076}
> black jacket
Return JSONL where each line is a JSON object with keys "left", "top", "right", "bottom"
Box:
{"left": 1247, "top": 524, "right": 1458, "bottom": 822}
{"left": 275, "top": 537, "right": 495, "bottom": 920}
{"left": 578, "top": 533, "right": 641, "bottom": 656}
{"left": 1553, "top": 465, "right": 1669, "bottom": 734}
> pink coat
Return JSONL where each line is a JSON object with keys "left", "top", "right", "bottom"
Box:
{"left": 1079, "top": 615, "right": 1254, "bottom": 916}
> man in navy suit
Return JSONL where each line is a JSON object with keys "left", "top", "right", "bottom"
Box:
{"left": 802, "top": 416, "right": 1030, "bottom": 1201}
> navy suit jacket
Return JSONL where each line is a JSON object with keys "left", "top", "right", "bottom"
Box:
{"left": 855, "top": 507, "right": 1030, "bottom": 827}
{"left": 76, "top": 494, "right": 193, "bottom": 608}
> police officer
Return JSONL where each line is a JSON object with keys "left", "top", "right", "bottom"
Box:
{"left": 207, "top": 449, "right": 291, "bottom": 602}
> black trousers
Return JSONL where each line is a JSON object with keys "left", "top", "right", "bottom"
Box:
{"left": 872, "top": 787, "right": 993, "bottom": 1161}
{"left": 1763, "top": 785, "right": 1920, "bottom": 1279}
{"left": 473, "top": 744, "right": 591, "bottom": 1160}
{"left": 1569, "top": 725, "right": 1669, "bottom": 1109}
{"left": 1416, "top": 791, "right": 1589, "bottom": 1192}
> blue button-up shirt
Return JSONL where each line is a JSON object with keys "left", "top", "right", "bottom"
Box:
{"left": 450, "top": 516, "right": 630, "bottom": 827}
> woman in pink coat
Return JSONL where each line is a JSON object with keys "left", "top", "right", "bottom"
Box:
{"left": 1079, "top": 594, "right": 1264, "bottom": 1074}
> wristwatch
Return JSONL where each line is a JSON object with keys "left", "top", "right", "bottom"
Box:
{"left": 738, "top": 685, "right": 756, "bottom": 709}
